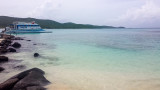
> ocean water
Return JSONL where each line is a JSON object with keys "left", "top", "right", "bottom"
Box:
{"left": 1, "top": 29, "right": 160, "bottom": 90}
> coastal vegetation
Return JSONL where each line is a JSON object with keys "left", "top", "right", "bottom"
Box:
{"left": 0, "top": 16, "right": 125, "bottom": 29}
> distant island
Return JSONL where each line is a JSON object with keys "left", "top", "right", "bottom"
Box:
{"left": 0, "top": 16, "right": 125, "bottom": 29}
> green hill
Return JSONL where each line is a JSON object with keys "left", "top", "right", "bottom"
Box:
{"left": 0, "top": 16, "right": 125, "bottom": 29}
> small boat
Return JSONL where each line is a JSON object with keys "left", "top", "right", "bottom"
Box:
{"left": 4, "top": 21, "right": 52, "bottom": 33}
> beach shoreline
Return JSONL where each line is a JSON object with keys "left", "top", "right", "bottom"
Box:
{"left": 0, "top": 33, "right": 50, "bottom": 90}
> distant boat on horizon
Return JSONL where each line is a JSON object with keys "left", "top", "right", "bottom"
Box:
{"left": 3, "top": 21, "right": 52, "bottom": 33}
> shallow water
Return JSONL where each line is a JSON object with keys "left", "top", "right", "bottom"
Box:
{"left": 1, "top": 28, "right": 160, "bottom": 90}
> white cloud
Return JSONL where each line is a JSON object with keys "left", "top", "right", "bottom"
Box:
{"left": 28, "top": 0, "right": 62, "bottom": 20}
{"left": 0, "top": 0, "right": 160, "bottom": 28}
{"left": 116, "top": 0, "right": 160, "bottom": 28}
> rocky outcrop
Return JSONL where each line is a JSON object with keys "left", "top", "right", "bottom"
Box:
{"left": 12, "top": 42, "right": 21, "bottom": 48}
{"left": 0, "top": 35, "right": 22, "bottom": 54}
{"left": 0, "top": 68, "right": 50, "bottom": 90}
{"left": 1, "top": 34, "right": 15, "bottom": 40}
{"left": 0, "top": 39, "right": 11, "bottom": 47}
{"left": 0, "top": 56, "right": 8, "bottom": 63}
{"left": 5, "top": 39, "right": 12, "bottom": 45}
{"left": 8, "top": 48, "right": 16, "bottom": 52}
{"left": 0, "top": 39, "right": 13, "bottom": 54}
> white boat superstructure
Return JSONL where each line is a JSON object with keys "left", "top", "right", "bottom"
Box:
{"left": 12, "top": 21, "right": 41, "bottom": 30}
{"left": 4, "top": 21, "right": 51, "bottom": 33}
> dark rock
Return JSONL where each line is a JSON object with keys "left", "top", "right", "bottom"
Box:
{"left": 14, "top": 37, "right": 24, "bottom": 40}
{"left": 12, "top": 71, "right": 50, "bottom": 90}
{"left": 0, "top": 43, "right": 3, "bottom": 46}
{"left": 8, "top": 48, "right": 16, "bottom": 52}
{"left": 0, "top": 56, "right": 8, "bottom": 62}
{"left": 34, "top": 53, "right": 39, "bottom": 57}
{"left": 26, "top": 40, "right": 31, "bottom": 41}
{"left": 1, "top": 44, "right": 7, "bottom": 48}
{"left": 0, "top": 68, "right": 49, "bottom": 90}
{"left": 12, "top": 42, "right": 21, "bottom": 48}
{"left": 0, "top": 67, "right": 4, "bottom": 72}
{"left": 0, "top": 41, "right": 5, "bottom": 46}
{"left": 33, "top": 44, "right": 37, "bottom": 45}
{"left": 5, "top": 39, "right": 12, "bottom": 44}
{"left": 4, "top": 43, "right": 10, "bottom": 46}
{"left": 11, "top": 68, "right": 45, "bottom": 80}
{"left": 0, "top": 48, "right": 8, "bottom": 54}
{"left": 0, "top": 78, "right": 19, "bottom": 90}
{"left": 2, "top": 34, "right": 15, "bottom": 39}
{"left": 11, "top": 68, "right": 50, "bottom": 90}
{"left": 0, "top": 39, "right": 11, "bottom": 47}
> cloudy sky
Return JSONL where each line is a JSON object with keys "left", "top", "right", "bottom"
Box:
{"left": 0, "top": 0, "right": 160, "bottom": 28}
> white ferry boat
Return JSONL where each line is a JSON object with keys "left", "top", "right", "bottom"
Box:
{"left": 4, "top": 21, "right": 51, "bottom": 33}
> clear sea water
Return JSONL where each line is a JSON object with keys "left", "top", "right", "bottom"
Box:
{"left": 1, "top": 29, "right": 160, "bottom": 90}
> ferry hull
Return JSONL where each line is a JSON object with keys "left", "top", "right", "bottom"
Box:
{"left": 5, "top": 29, "right": 52, "bottom": 33}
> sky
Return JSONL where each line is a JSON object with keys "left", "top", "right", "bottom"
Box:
{"left": 0, "top": 0, "right": 160, "bottom": 28}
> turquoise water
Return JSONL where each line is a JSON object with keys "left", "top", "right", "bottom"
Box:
{"left": 3, "top": 29, "right": 160, "bottom": 90}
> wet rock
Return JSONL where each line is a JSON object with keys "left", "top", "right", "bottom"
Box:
{"left": 12, "top": 42, "right": 21, "bottom": 48}
{"left": 8, "top": 48, "right": 16, "bottom": 52}
{"left": 0, "top": 56, "right": 8, "bottom": 62}
{"left": 0, "top": 67, "right": 4, "bottom": 72}
{"left": 14, "top": 65, "right": 26, "bottom": 70}
{"left": 34, "top": 53, "right": 39, "bottom": 57}
{"left": 14, "top": 37, "right": 24, "bottom": 40}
